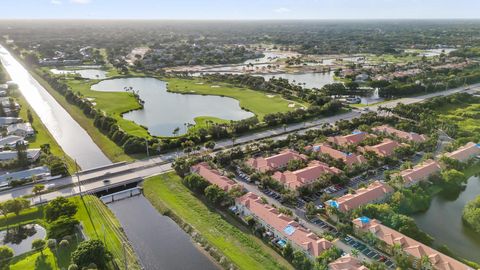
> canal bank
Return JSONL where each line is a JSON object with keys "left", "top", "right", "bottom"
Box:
{"left": 107, "top": 195, "right": 219, "bottom": 270}
{"left": 413, "top": 175, "right": 480, "bottom": 263}
{"left": 0, "top": 45, "right": 111, "bottom": 169}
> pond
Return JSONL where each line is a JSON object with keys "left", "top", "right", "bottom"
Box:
{"left": 91, "top": 77, "right": 254, "bottom": 136}
{"left": 50, "top": 68, "right": 108, "bottom": 79}
{"left": 0, "top": 224, "right": 46, "bottom": 255}
{"left": 412, "top": 176, "right": 480, "bottom": 263}
{"left": 108, "top": 196, "right": 219, "bottom": 270}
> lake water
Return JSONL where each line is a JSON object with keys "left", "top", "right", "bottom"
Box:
{"left": 413, "top": 176, "right": 480, "bottom": 263}
{"left": 0, "top": 224, "right": 46, "bottom": 255}
{"left": 108, "top": 196, "right": 219, "bottom": 270}
{"left": 50, "top": 68, "right": 108, "bottom": 79}
{"left": 91, "top": 77, "right": 254, "bottom": 136}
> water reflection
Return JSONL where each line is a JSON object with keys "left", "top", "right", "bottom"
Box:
{"left": 0, "top": 224, "right": 46, "bottom": 255}
{"left": 413, "top": 176, "right": 480, "bottom": 262}
{"left": 91, "top": 77, "right": 254, "bottom": 136}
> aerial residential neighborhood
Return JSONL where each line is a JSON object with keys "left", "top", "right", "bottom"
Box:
{"left": 0, "top": 1, "right": 478, "bottom": 270}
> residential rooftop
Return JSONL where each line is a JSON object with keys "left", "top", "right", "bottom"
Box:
{"left": 353, "top": 217, "right": 474, "bottom": 270}
{"left": 360, "top": 139, "right": 402, "bottom": 157}
{"left": 309, "top": 143, "right": 366, "bottom": 166}
{"left": 237, "top": 192, "right": 332, "bottom": 257}
{"left": 443, "top": 142, "right": 480, "bottom": 162}
{"left": 246, "top": 149, "right": 307, "bottom": 172}
{"left": 191, "top": 162, "right": 242, "bottom": 192}
{"left": 399, "top": 159, "right": 441, "bottom": 187}
{"left": 327, "top": 181, "right": 393, "bottom": 213}
{"left": 327, "top": 131, "right": 369, "bottom": 146}
{"left": 328, "top": 254, "right": 369, "bottom": 270}
{"left": 372, "top": 125, "right": 428, "bottom": 143}
{"left": 272, "top": 160, "right": 342, "bottom": 190}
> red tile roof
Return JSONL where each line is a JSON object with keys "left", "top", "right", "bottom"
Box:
{"left": 237, "top": 192, "right": 333, "bottom": 257}
{"left": 328, "top": 254, "right": 369, "bottom": 270}
{"left": 328, "top": 131, "right": 369, "bottom": 146}
{"left": 399, "top": 159, "right": 441, "bottom": 186}
{"left": 444, "top": 142, "right": 480, "bottom": 162}
{"left": 191, "top": 162, "right": 242, "bottom": 192}
{"left": 361, "top": 139, "right": 402, "bottom": 157}
{"left": 328, "top": 181, "right": 393, "bottom": 213}
{"left": 353, "top": 218, "right": 474, "bottom": 270}
{"left": 246, "top": 149, "right": 307, "bottom": 172}
{"left": 372, "top": 125, "right": 428, "bottom": 143}
{"left": 309, "top": 143, "right": 366, "bottom": 167}
{"left": 272, "top": 160, "right": 342, "bottom": 190}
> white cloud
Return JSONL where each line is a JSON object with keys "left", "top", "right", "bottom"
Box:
{"left": 51, "top": 0, "right": 62, "bottom": 4}
{"left": 70, "top": 0, "right": 92, "bottom": 4}
{"left": 274, "top": 7, "right": 291, "bottom": 14}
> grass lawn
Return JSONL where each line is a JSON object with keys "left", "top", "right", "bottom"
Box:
{"left": 65, "top": 79, "right": 149, "bottom": 138}
{"left": 32, "top": 69, "right": 134, "bottom": 162}
{"left": 436, "top": 102, "right": 480, "bottom": 142}
{"left": 71, "top": 195, "right": 140, "bottom": 269}
{"left": 143, "top": 172, "right": 294, "bottom": 270}
{"left": 165, "top": 77, "right": 307, "bottom": 120}
{"left": 10, "top": 249, "right": 58, "bottom": 270}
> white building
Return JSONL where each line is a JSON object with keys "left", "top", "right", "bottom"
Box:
{"left": 0, "top": 149, "right": 41, "bottom": 163}
{"left": 0, "top": 166, "right": 51, "bottom": 187}
{"left": 7, "top": 123, "right": 35, "bottom": 137}
{"left": 0, "top": 135, "right": 28, "bottom": 150}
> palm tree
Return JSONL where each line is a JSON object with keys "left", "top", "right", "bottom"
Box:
{"left": 351, "top": 248, "right": 360, "bottom": 258}
{"left": 172, "top": 127, "right": 180, "bottom": 137}
{"left": 420, "top": 254, "right": 432, "bottom": 270}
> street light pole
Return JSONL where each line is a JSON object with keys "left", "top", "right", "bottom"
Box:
{"left": 75, "top": 159, "right": 82, "bottom": 197}
{"left": 145, "top": 138, "right": 150, "bottom": 158}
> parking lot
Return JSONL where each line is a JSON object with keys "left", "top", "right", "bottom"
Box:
{"left": 342, "top": 235, "right": 395, "bottom": 268}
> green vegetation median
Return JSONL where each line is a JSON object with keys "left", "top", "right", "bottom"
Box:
{"left": 143, "top": 172, "right": 294, "bottom": 270}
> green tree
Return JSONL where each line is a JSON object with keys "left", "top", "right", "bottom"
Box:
{"left": 71, "top": 240, "right": 109, "bottom": 269}
{"left": 32, "top": 239, "right": 47, "bottom": 256}
{"left": 204, "top": 184, "right": 226, "bottom": 205}
{"left": 27, "top": 109, "right": 34, "bottom": 124}
{"left": 48, "top": 217, "right": 79, "bottom": 240}
{"left": 4, "top": 198, "right": 30, "bottom": 216}
{"left": 292, "top": 250, "right": 313, "bottom": 270}
{"left": 462, "top": 195, "right": 480, "bottom": 233}
{"left": 44, "top": 197, "right": 78, "bottom": 222}
{"left": 441, "top": 169, "right": 466, "bottom": 186}
{"left": 0, "top": 246, "right": 13, "bottom": 268}
{"left": 283, "top": 242, "right": 294, "bottom": 261}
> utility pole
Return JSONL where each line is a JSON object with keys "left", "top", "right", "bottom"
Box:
{"left": 75, "top": 159, "right": 82, "bottom": 197}
{"left": 145, "top": 138, "right": 149, "bottom": 157}
{"left": 123, "top": 241, "right": 128, "bottom": 270}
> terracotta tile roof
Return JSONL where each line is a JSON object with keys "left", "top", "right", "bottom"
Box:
{"left": 309, "top": 143, "right": 366, "bottom": 167}
{"left": 361, "top": 139, "right": 402, "bottom": 157}
{"left": 246, "top": 149, "right": 307, "bottom": 172}
{"left": 191, "top": 162, "right": 242, "bottom": 192}
{"left": 328, "top": 254, "right": 369, "bottom": 270}
{"left": 237, "top": 192, "right": 333, "bottom": 257}
{"left": 328, "top": 131, "right": 369, "bottom": 146}
{"left": 399, "top": 159, "right": 441, "bottom": 186}
{"left": 272, "top": 160, "right": 342, "bottom": 190}
{"left": 353, "top": 218, "right": 474, "bottom": 270}
{"left": 327, "top": 181, "right": 393, "bottom": 213}
{"left": 444, "top": 142, "right": 480, "bottom": 162}
{"left": 372, "top": 125, "right": 428, "bottom": 143}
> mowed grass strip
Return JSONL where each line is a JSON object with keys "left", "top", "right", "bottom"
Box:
{"left": 143, "top": 172, "right": 294, "bottom": 270}
{"left": 165, "top": 77, "right": 306, "bottom": 120}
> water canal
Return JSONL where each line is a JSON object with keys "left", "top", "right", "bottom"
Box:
{"left": 108, "top": 195, "right": 219, "bottom": 270}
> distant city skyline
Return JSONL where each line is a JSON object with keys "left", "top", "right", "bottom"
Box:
{"left": 2, "top": 0, "right": 480, "bottom": 20}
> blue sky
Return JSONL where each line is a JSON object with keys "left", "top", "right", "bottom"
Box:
{"left": 2, "top": 0, "right": 480, "bottom": 20}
